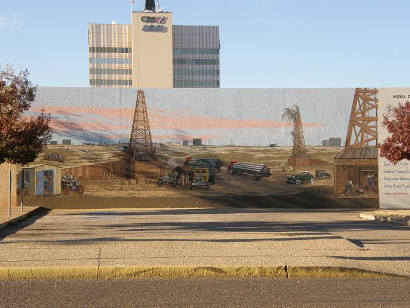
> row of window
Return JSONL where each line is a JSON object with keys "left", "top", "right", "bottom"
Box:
{"left": 89, "top": 58, "right": 132, "bottom": 65}
{"left": 173, "top": 48, "right": 219, "bottom": 55}
{"left": 173, "top": 69, "right": 219, "bottom": 76}
{"left": 90, "top": 79, "right": 132, "bottom": 86}
{"left": 174, "top": 80, "right": 220, "bottom": 88}
{"left": 90, "top": 68, "right": 132, "bottom": 75}
{"left": 89, "top": 47, "right": 131, "bottom": 54}
{"left": 173, "top": 59, "right": 219, "bottom": 65}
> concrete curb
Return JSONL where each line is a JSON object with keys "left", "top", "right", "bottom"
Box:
{"left": 0, "top": 266, "right": 405, "bottom": 280}
{"left": 360, "top": 213, "right": 410, "bottom": 227}
{"left": 0, "top": 207, "right": 46, "bottom": 231}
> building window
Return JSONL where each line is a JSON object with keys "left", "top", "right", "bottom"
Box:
{"left": 90, "top": 68, "right": 132, "bottom": 75}
{"left": 89, "top": 58, "right": 132, "bottom": 65}
{"left": 173, "top": 69, "right": 219, "bottom": 76}
{"left": 89, "top": 47, "right": 132, "bottom": 53}
{"left": 173, "top": 80, "right": 219, "bottom": 88}
{"left": 173, "top": 48, "right": 219, "bottom": 55}
{"left": 173, "top": 59, "right": 219, "bottom": 65}
{"left": 90, "top": 79, "right": 132, "bottom": 86}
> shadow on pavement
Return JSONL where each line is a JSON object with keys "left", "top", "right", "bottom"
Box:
{"left": 2, "top": 218, "right": 408, "bottom": 246}
{"left": 63, "top": 207, "right": 371, "bottom": 218}
{"left": 0, "top": 208, "right": 50, "bottom": 242}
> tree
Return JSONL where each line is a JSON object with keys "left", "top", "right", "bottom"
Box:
{"left": 0, "top": 65, "right": 51, "bottom": 165}
{"left": 378, "top": 102, "right": 410, "bottom": 164}
{"left": 282, "top": 105, "right": 307, "bottom": 155}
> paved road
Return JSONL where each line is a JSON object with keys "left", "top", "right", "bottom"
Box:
{"left": 0, "top": 278, "right": 409, "bottom": 307}
{"left": 0, "top": 208, "right": 409, "bottom": 276}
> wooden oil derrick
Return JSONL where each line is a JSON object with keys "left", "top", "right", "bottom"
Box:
{"left": 129, "top": 90, "right": 154, "bottom": 161}
{"left": 345, "top": 88, "right": 378, "bottom": 149}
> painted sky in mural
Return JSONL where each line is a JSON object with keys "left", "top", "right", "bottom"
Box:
{"left": 31, "top": 88, "right": 355, "bottom": 146}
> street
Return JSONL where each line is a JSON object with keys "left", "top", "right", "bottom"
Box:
{"left": 0, "top": 278, "right": 409, "bottom": 307}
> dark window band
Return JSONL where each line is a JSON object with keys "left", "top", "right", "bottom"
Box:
{"left": 90, "top": 79, "right": 132, "bottom": 86}
{"left": 90, "top": 68, "right": 132, "bottom": 75}
{"left": 173, "top": 59, "right": 219, "bottom": 65}
{"left": 89, "top": 47, "right": 131, "bottom": 53}
{"left": 174, "top": 48, "right": 219, "bottom": 55}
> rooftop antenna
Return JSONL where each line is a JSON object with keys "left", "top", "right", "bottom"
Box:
{"left": 144, "top": 0, "right": 156, "bottom": 12}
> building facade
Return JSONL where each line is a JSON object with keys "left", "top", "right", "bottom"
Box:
{"left": 88, "top": 24, "right": 133, "bottom": 88}
{"left": 88, "top": 3, "right": 220, "bottom": 89}
{"left": 173, "top": 25, "right": 220, "bottom": 88}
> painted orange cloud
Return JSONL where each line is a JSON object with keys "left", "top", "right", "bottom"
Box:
{"left": 32, "top": 106, "right": 323, "bottom": 132}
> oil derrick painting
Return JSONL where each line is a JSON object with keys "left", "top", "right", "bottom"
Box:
{"left": 345, "top": 88, "right": 378, "bottom": 148}
{"left": 334, "top": 88, "right": 379, "bottom": 196}
{"left": 129, "top": 90, "right": 155, "bottom": 161}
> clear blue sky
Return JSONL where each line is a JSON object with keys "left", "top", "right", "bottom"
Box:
{"left": 1, "top": 0, "right": 409, "bottom": 88}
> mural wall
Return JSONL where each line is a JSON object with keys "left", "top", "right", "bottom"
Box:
{"left": 0, "top": 87, "right": 407, "bottom": 209}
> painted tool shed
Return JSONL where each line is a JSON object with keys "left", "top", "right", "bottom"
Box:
{"left": 334, "top": 147, "right": 378, "bottom": 195}
{"left": 22, "top": 164, "right": 62, "bottom": 196}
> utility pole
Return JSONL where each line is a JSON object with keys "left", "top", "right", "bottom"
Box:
{"left": 8, "top": 169, "right": 12, "bottom": 216}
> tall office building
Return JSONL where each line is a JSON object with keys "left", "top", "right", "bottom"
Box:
{"left": 88, "top": 1, "right": 220, "bottom": 88}
{"left": 173, "top": 25, "right": 220, "bottom": 88}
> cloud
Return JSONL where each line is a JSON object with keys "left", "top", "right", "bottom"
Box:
{"left": 0, "top": 13, "right": 23, "bottom": 30}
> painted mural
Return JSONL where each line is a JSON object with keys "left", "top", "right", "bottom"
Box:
{"left": 1, "top": 87, "right": 408, "bottom": 210}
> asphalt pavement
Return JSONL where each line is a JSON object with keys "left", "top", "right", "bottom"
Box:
{"left": 0, "top": 278, "right": 409, "bottom": 307}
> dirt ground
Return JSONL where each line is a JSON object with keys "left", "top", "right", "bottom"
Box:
{"left": 22, "top": 144, "right": 379, "bottom": 209}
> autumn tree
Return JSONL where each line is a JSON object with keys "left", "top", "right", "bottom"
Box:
{"left": 0, "top": 65, "right": 51, "bottom": 165}
{"left": 378, "top": 102, "right": 410, "bottom": 164}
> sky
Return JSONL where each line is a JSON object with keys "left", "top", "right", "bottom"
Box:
{"left": 0, "top": 0, "right": 409, "bottom": 88}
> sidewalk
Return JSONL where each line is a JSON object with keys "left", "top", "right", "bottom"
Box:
{"left": 0, "top": 206, "right": 42, "bottom": 230}
{"left": 0, "top": 208, "right": 408, "bottom": 279}
{"left": 360, "top": 210, "right": 410, "bottom": 227}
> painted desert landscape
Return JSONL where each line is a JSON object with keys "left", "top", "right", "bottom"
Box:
{"left": 22, "top": 143, "right": 378, "bottom": 209}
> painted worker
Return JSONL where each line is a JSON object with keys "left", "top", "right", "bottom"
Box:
{"left": 180, "top": 172, "right": 185, "bottom": 186}
{"left": 172, "top": 170, "right": 179, "bottom": 184}
{"left": 62, "top": 172, "right": 73, "bottom": 183}
{"left": 184, "top": 172, "right": 190, "bottom": 185}
{"left": 366, "top": 173, "right": 376, "bottom": 192}
{"left": 343, "top": 179, "right": 354, "bottom": 193}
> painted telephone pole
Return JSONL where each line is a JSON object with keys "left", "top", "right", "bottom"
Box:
{"left": 20, "top": 171, "right": 24, "bottom": 211}
{"left": 8, "top": 169, "right": 12, "bottom": 216}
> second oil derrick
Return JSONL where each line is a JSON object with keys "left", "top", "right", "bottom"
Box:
{"left": 129, "top": 89, "right": 155, "bottom": 161}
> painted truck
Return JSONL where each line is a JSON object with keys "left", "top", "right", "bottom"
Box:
{"left": 184, "top": 156, "right": 222, "bottom": 170}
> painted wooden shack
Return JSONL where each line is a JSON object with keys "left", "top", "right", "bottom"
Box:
{"left": 22, "top": 164, "right": 62, "bottom": 196}
{"left": 334, "top": 146, "right": 378, "bottom": 195}
{"left": 62, "top": 161, "right": 124, "bottom": 180}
